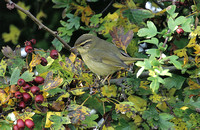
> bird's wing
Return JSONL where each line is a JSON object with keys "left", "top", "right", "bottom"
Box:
{"left": 89, "top": 49, "right": 128, "bottom": 68}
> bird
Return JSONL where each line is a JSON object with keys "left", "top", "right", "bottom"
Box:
{"left": 72, "top": 34, "right": 144, "bottom": 77}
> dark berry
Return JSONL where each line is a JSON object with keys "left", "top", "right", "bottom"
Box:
{"left": 22, "top": 93, "right": 32, "bottom": 103}
{"left": 19, "top": 101, "right": 26, "bottom": 109}
{"left": 15, "top": 91, "right": 22, "bottom": 99}
{"left": 25, "top": 46, "right": 33, "bottom": 53}
{"left": 30, "top": 39, "right": 36, "bottom": 45}
{"left": 24, "top": 41, "right": 32, "bottom": 46}
{"left": 35, "top": 94, "right": 44, "bottom": 104}
{"left": 34, "top": 76, "right": 44, "bottom": 84}
{"left": 25, "top": 119, "right": 35, "bottom": 129}
{"left": 17, "top": 79, "right": 26, "bottom": 87}
{"left": 13, "top": 125, "right": 19, "bottom": 130}
{"left": 50, "top": 50, "right": 58, "bottom": 59}
{"left": 22, "top": 84, "right": 31, "bottom": 92}
{"left": 31, "top": 86, "right": 40, "bottom": 95}
{"left": 40, "top": 57, "right": 48, "bottom": 66}
{"left": 17, "top": 119, "right": 25, "bottom": 129}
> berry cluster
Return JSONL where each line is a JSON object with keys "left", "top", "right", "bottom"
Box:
{"left": 14, "top": 119, "right": 35, "bottom": 130}
{"left": 23, "top": 38, "right": 59, "bottom": 66}
{"left": 13, "top": 77, "right": 45, "bottom": 129}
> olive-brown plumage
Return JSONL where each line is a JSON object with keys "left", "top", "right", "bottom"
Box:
{"left": 74, "top": 34, "right": 143, "bottom": 76}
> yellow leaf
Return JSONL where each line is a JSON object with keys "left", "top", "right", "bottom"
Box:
{"left": 102, "top": 125, "right": 115, "bottom": 130}
{"left": 45, "top": 112, "right": 61, "bottom": 128}
{"left": 113, "top": 3, "right": 127, "bottom": 8}
{"left": 107, "top": 12, "right": 119, "bottom": 21}
{"left": 81, "top": 6, "right": 93, "bottom": 26}
{"left": 2, "top": 25, "right": 21, "bottom": 44}
{"left": 188, "top": 79, "right": 200, "bottom": 89}
{"left": 101, "top": 85, "right": 117, "bottom": 97}
{"left": 180, "top": 106, "right": 189, "bottom": 110}
{"left": 17, "top": 1, "right": 30, "bottom": 20}
{"left": 174, "top": 48, "right": 187, "bottom": 57}
{"left": 36, "top": 10, "right": 47, "bottom": 22}
{"left": 69, "top": 53, "right": 77, "bottom": 63}
{"left": 156, "top": 102, "right": 168, "bottom": 111}
{"left": 187, "top": 36, "right": 196, "bottom": 48}
{"left": 194, "top": 44, "right": 200, "bottom": 54}
{"left": 126, "top": 0, "right": 136, "bottom": 9}
{"left": 70, "top": 88, "right": 85, "bottom": 95}
{"left": 0, "top": 89, "right": 10, "bottom": 105}
{"left": 29, "top": 53, "right": 41, "bottom": 72}
{"left": 56, "top": 92, "right": 70, "bottom": 101}
{"left": 133, "top": 115, "right": 142, "bottom": 126}
{"left": 0, "top": 59, "right": 7, "bottom": 77}
{"left": 16, "top": 111, "right": 35, "bottom": 121}
{"left": 128, "top": 95, "right": 147, "bottom": 112}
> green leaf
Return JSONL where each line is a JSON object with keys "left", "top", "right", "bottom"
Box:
{"left": 66, "top": 13, "right": 80, "bottom": 30}
{"left": 166, "top": 5, "right": 178, "bottom": 18}
{"left": 20, "top": 70, "right": 34, "bottom": 82}
{"left": 164, "top": 74, "right": 185, "bottom": 89}
{"left": 10, "top": 67, "right": 20, "bottom": 85}
{"left": 148, "top": 77, "right": 160, "bottom": 92}
{"left": 175, "top": 16, "right": 187, "bottom": 25}
{"left": 0, "top": 119, "right": 12, "bottom": 130}
{"left": 90, "top": 14, "right": 102, "bottom": 26}
{"left": 189, "top": 97, "right": 200, "bottom": 108}
{"left": 158, "top": 113, "right": 174, "bottom": 129}
{"left": 167, "top": 55, "right": 182, "bottom": 69}
{"left": 47, "top": 88, "right": 65, "bottom": 96}
{"left": 141, "top": 38, "right": 159, "bottom": 47}
{"left": 168, "top": 17, "right": 177, "bottom": 31}
{"left": 81, "top": 114, "right": 98, "bottom": 128}
{"left": 52, "top": 38, "right": 63, "bottom": 52}
{"left": 123, "top": 9, "right": 154, "bottom": 24}
{"left": 146, "top": 49, "right": 160, "bottom": 58}
{"left": 50, "top": 115, "right": 71, "bottom": 130}
{"left": 0, "top": 59, "right": 7, "bottom": 77}
{"left": 181, "top": 18, "right": 192, "bottom": 32}
{"left": 137, "top": 21, "right": 157, "bottom": 38}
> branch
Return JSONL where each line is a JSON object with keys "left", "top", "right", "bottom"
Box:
{"left": 5, "top": 0, "right": 77, "bottom": 54}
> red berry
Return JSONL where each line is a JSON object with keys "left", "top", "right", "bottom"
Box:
{"left": 40, "top": 57, "right": 48, "bottom": 66}
{"left": 13, "top": 125, "right": 19, "bottom": 130}
{"left": 17, "top": 79, "right": 26, "bottom": 87}
{"left": 25, "top": 119, "right": 35, "bottom": 129}
{"left": 22, "top": 84, "right": 31, "bottom": 92}
{"left": 17, "top": 119, "right": 25, "bottom": 129}
{"left": 35, "top": 94, "right": 44, "bottom": 104}
{"left": 50, "top": 50, "right": 58, "bottom": 59}
{"left": 34, "top": 76, "right": 44, "bottom": 84}
{"left": 19, "top": 101, "right": 26, "bottom": 109}
{"left": 30, "top": 39, "right": 36, "bottom": 45}
{"left": 24, "top": 41, "right": 32, "bottom": 46}
{"left": 31, "top": 86, "right": 40, "bottom": 95}
{"left": 22, "top": 93, "right": 32, "bottom": 103}
{"left": 176, "top": 26, "right": 184, "bottom": 34}
{"left": 25, "top": 45, "right": 33, "bottom": 53}
{"left": 15, "top": 91, "right": 22, "bottom": 99}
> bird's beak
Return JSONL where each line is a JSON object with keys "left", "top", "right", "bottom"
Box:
{"left": 70, "top": 46, "right": 79, "bottom": 55}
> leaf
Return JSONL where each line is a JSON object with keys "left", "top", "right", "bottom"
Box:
{"left": 66, "top": 13, "right": 80, "bottom": 29}
{"left": 168, "top": 17, "right": 177, "bottom": 31}
{"left": 166, "top": 5, "right": 178, "bottom": 18}
{"left": 109, "top": 27, "right": 134, "bottom": 52}
{"left": 148, "top": 76, "right": 160, "bottom": 92}
{"left": 90, "top": 13, "right": 102, "bottom": 26}
{"left": 0, "top": 89, "right": 10, "bottom": 105}
{"left": 115, "top": 102, "right": 135, "bottom": 114}
{"left": 164, "top": 74, "right": 185, "bottom": 89}
{"left": 189, "top": 97, "right": 200, "bottom": 108}
{"left": 81, "top": 6, "right": 94, "bottom": 26}
{"left": 158, "top": 113, "right": 174, "bottom": 129}
{"left": 81, "top": 114, "right": 98, "bottom": 128}
{"left": 17, "top": 1, "right": 30, "bottom": 20}
{"left": 128, "top": 95, "right": 147, "bottom": 112}
{"left": 1, "top": 46, "right": 14, "bottom": 58}
{"left": 10, "top": 67, "right": 20, "bottom": 85}
{"left": 43, "top": 71, "right": 63, "bottom": 91}
{"left": 29, "top": 54, "right": 42, "bottom": 72}
{"left": 2, "top": 25, "right": 21, "bottom": 44}
{"left": 167, "top": 55, "right": 182, "bottom": 69}
{"left": 16, "top": 111, "right": 35, "bottom": 121}
{"left": 50, "top": 115, "right": 71, "bottom": 129}
{"left": 0, "top": 59, "right": 7, "bottom": 77}
{"left": 20, "top": 70, "right": 34, "bottom": 82}
{"left": 137, "top": 21, "right": 157, "bottom": 38}
{"left": 36, "top": 10, "right": 47, "bottom": 22}
{"left": 123, "top": 9, "right": 154, "bottom": 24}
{"left": 146, "top": 49, "right": 160, "bottom": 58}
{"left": 181, "top": 18, "right": 192, "bottom": 32}
{"left": 141, "top": 38, "right": 159, "bottom": 47}
{"left": 45, "top": 112, "right": 61, "bottom": 128}
{"left": 0, "top": 119, "right": 13, "bottom": 130}
{"left": 70, "top": 88, "right": 85, "bottom": 95}
{"left": 101, "top": 85, "right": 117, "bottom": 97}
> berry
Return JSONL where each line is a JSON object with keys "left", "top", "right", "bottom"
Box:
{"left": 50, "top": 50, "right": 58, "bottom": 59}
{"left": 24, "top": 41, "right": 32, "bottom": 46}
{"left": 31, "top": 86, "right": 40, "bottom": 95}
{"left": 17, "top": 119, "right": 25, "bottom": 129}
{"left": 34, "top": 76, "right": 44, "bottom": 84}
{"left": 17, "top": 79, "right": 26, "bottom": 87}
{"left": 13, "top": 125, "right": 19, "bottom": 130}
{"left": 22, "top": 93, "right": 32, "bottom": 103}
{"left": 15, "top": 91, "right": 22, "bottom": 99}
{"left": 30, "top": 39, "right": 36, "bottom": 45}
{"left": 19, "top": 101, "right": 26, "bottom": 109}
{"left": 25, "top": 119, "right": 35, "bottom": 129}
{"left": 176, "top": 26, "right": 184, "bottom": 34}
{"left": 25, "top": 45, "right": 33, "bottom": 53}
{"left": 35, "top": 94, "right": 44, "bottom": 104}
{"left": 22, "top": 84, "right": 31, "bottom": 92}
{"left": 40, "top": 57, "right": 48, "bottom": 66}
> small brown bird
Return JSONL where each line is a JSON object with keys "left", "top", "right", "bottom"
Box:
{"left": 73, "top": 34, "right": 144, "bottom": 76}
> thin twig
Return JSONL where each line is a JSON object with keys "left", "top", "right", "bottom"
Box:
{"left": 101, "top": 0, "right": 114, "bottom": 14}
{"left": 5, "top": 0, "right": 77, "bottom": 54}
